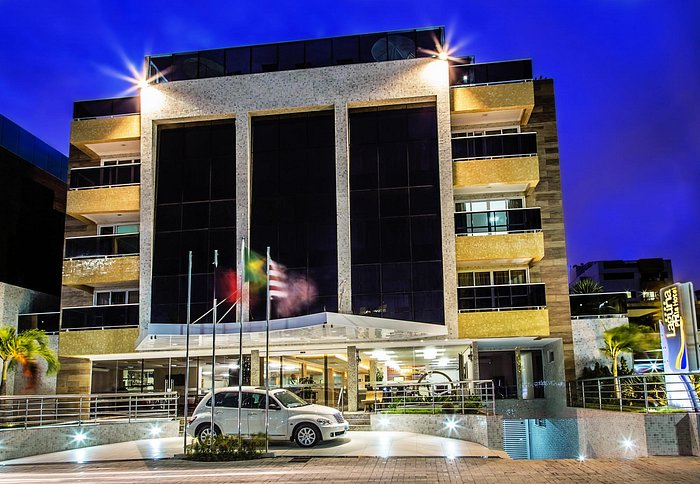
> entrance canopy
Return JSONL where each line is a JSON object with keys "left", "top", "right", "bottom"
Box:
{"left": 137, "top": 311, "right": 447, "bottom": 352}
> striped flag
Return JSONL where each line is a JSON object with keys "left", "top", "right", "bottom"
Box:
{"left": 269, "top": 260, "right": 288, "bottom": 299}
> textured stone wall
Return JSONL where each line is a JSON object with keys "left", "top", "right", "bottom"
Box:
{"left": 139, "top": 58, "right": 456, "bottom": 334}
{"left": 370, "top": 413, "right": 503, "bottom": 449}
{"left": 55, "top": 357, "right": 92, "bottom": 394}
{"left": 12, "top": 334, "right": 59, "bottom": 395}
{"left": 526, "top": 80, "right": 574, "bottom": 380}
{"left": 572, "top": 317, "right": 629, "bottom": 377}
{"left": 0, "top": 419, "right": 178, "bottom": 461}
{"left": 62, "top": 255, "right": 139, "bottom": 287}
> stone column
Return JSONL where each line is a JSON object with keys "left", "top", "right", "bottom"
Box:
{"left": 250, "top": 350, "right": 261, "bottom": 386}
{"left": 369, "top": 359, "right": 377, "bottom": 388}
{"left": 347, "top": 346, "right": 358, "bottom": 411}
{"left": 334, "top": 104, "right": 352, "bottom": 314}
{"left": 514, "top": 348, "right": 523, "bottom": 400}
{"left": 236, "top": 114, "right": 251, "bottom": 321}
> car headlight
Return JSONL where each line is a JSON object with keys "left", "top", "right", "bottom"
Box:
{"left": 316, "top": 417, "right": 332, "bottom": 426}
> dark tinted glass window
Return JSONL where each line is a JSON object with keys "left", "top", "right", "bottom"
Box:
{"left": 250, "top": 112, "right": 337, "bottom": 320}
{"left": 349, "top": 106, "right": 443, "bottom": 324}
{"left": 278, "top": 42, "right": 305, "bottom": 70}
{"left": 225, "top": 48, "right": 251, "bottom": 75}
{"left": 199, "top": 50, "right": 225, "bottom": 79}
{"left": 332, "top": 36, "right": 359, "bottom": 64}
{"left": 305, "top": 39, "right": 332, "bottom": 67}
{"left": 152, "top": 121, "right": 236, "bottom": 323}
{"left": 252, "top": 45, "right": 278, "bottom": 73}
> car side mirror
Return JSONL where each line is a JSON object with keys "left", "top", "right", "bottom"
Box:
{"left": 269, "top": 403, "right": 280, "bottom": 410}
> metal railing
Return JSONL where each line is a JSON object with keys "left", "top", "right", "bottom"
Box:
{"left": 458, "top": 283, "right": 546, "bottom": 312}
{"left": 64, "top": 233, "right": 139, "bottom": 259}
{"left": 69, "top": 163, "right": 140, "bottom": 190}
{"left": 455, "top": 207, "right": 542, "bottom": 235}
{"left": 0, "top": 392, "right": 178, "bottom": 430}
{"left": 452, "top": 132, "right": 537, "bottom": 161}
{"left": 62, "top": 303, "right": 139, "bottom": 330}
{"left": 366, "top": 379, "right": 496, "bottom": 415}
{"left": 449, "top": 59, "right": 532, "bottom": 86}
{"left": 568, "top": 373, "right": 700, "bottom": 413}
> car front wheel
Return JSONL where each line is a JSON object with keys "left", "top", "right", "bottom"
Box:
{"left": 294, "top": 423, "right": 320, "bottom": 448}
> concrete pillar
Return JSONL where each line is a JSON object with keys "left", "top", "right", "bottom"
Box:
{"left": 369, "top": 359, "right": 377, "bottom": 389}
{"left": 520, "top": 351, "right": 534, "bottom": 400}
{"left": 324, "top": 355, "right": 334, "bottom": 406}
{"left": 250, "top": 350, "right": 261, "bottom": 386}
{"left": 55, "top": 357, "right": 92, "bottom": 394}
{"left": 514, "top": 348, "right": 523, "bottom": 400}
{"left": 235, "top": 114, "right": 251, "bottom": 321}
{"left": 347, "top": 346, "right": 358, "bottom": 411}
{"left": 334, "top": 105, "right": 352, "bottom": 313}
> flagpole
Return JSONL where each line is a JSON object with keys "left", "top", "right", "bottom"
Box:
{"left": 265, "top": 246, "right": 271, "bottom": 453}
{"left": 237, "top": 238, "right": 245, "bottom": 440}
{"left": 183, "top": 250, "right": 192, "bottom": 454}
{"left": 210, "top": 249, "right": 219, "bottom": 437}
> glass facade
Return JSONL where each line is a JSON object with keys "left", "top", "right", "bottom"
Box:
{"left": 151, "top": 121, "right": 237, "bottom": 324}
{"left": 349, "top": 105, "right": 444, "bottom": 323}
{"left": 147, "top": 27, "right": 445, "bottom": 83}
{"left": 250, "top": 112, "right": 337, "bottom": 320}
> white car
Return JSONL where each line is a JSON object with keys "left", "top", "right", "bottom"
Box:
{"left": 187, "top": 386, "right": 349, "bottom": 447}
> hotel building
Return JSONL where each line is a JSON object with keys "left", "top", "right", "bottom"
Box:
{"left": 52, "top": 27, "right": 571, "bottom": 415}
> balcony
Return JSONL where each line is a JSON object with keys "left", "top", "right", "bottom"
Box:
{"left": 66, "top": 185, "right": 140, "bottom": 222}
{"left": 449, "top": 60, "right": 534, "bottom": 126}
{"left": 17, "top": 312, "right": 60, "bottom": 334}
{"left": 62, "top": 255, "right": 139, "bottom": 287}
{"left": 449, "top": 59, "right": 532, "bottom": 87}
{"left": 73, "top": 97, "right": 140, "bottom": 120}
{"left": 69, "top": 163, "right": 140, "bottom": 190}
{"left": 65, "top": 234, "right": 139, "bottom": 259}
{"left": 61, "top": 304, "right": 139, "bottom": 330}
{"left": 71, "top": 97, "right": 140, "bottom": 159}
{"left": 452, "top": 133, "right": 539, "bottom": 193}
{"left": 458, "top": 283, "right": 546, "bottom": 312}
{"left": 454, "top": 208, "right": 544, "bottom": 265}
{"left": 457, "top": 308, "right": 549, "bottom": 339}
{"left": 570, "top": 292, "right": 628, "bottom": 319}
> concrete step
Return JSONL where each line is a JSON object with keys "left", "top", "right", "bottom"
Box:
{"left": 349, "top": 424, "right": 372, "bottom": 431}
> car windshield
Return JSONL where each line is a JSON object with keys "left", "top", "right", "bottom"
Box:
{"left": 274, "top": 390, "right": 309, "bottom": 408}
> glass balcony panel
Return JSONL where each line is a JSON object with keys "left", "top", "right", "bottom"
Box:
{"left": 451, "top": 133, "right": 537, "bottom": 160}
{"left": 570, "top": 293, "right": 628, "bottom": 317}
{"left": 450, "top": 59, "right": 532, "bottom": 86}
{"left": 69, "top": 163, "right": 140, "bottom": 189}
{"left": 17, "top": 312, "right": 60, "bottom": 333}
{"left": 457, "top": 283, "right": 546, "bottom": 311}
{"left": 61, "top": 304, "right": 139, "bottom": 330}
{"left": 454, "top": 208, "right": 541, "bottom": 235}
{"left": 64, "top": 234, "right": 140, "bottom": 259}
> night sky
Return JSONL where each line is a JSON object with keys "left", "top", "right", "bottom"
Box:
{"left": 1, "top": 1, "right": 698, "bottom": 286}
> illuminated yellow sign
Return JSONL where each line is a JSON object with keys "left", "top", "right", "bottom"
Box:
{"left": 662, "top": 285, "right": 682, "bottom": 338}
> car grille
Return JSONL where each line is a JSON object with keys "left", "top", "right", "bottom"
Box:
{"left": 333, "top": 412, "right": 345, "bottom": 424}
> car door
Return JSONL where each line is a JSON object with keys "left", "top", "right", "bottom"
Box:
{"left": 245, "top": 392, "right": 287, "bottom": 437}
{"left": 213, "top": 391, "right": 243, "bottom": 435}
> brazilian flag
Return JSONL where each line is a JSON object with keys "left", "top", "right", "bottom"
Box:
{"left": 245, "top": 250, "right": 267, "bottom": 288}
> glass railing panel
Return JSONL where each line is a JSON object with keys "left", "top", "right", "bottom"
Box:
{"left": 69, "top": 163, "right": 140, "bottom": 189}
{"left": 73, "top": 96, "right": 140, "bottom": 119}
{"left": 570, "top": 292, "right": 628, "bottom": 318}
{"left": 61, "top": 304, "right": 139, "bottom": 330}
{"left": 147, "top": 27, "right": 445, "bottom": 83}
{"left": 452, "top": 133, "right": 537, "bottom": 160}
{"left": 64, "top": 234, "right": 139, "bottom": 259}
{"left": 450, "top": 59, "right": 532, "bottom": 86}
{"left": 17, "top": 312, "right": 60, "bottom": 333}
{"left": 454, "top": 207, "right": 541, "bottom": 235}
{"left": 458, "top": 283, "right": 546, "bottom": 311}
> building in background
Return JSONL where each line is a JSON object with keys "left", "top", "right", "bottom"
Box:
{"left": 570, "top": 259, "right": 673, "bottom": 302}
{"left": 46, "top": 27, "right": 571, "bottom": 416}
{"left": 0, "top": 114, "right": 67, "bottom": 394}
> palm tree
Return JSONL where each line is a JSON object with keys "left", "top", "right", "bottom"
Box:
{"left": 0, "top": 326, "right": 59, "bottom": 395}
{"left": 600, "top": 324, "right": 657, "bottom": 399}
{"left": 571, "top": 278, "right": 604, "bottom": 294}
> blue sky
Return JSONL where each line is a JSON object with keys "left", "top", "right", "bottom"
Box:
{"left": 1, "top": 0, "right": 698, "bottom": 286}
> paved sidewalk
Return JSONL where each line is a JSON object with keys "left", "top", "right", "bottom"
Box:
{"left": 1, "top": 456, "right": 700, "bottom": 483}
{"left": 0, "top": 431, "right": 506, "bottom": 465}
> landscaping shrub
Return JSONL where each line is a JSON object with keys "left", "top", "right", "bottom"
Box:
{"left": 186, "top": 434, "right": 266, "bottom": 461}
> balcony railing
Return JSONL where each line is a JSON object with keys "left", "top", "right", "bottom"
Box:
{"left": 455, "top": 207, "right": 542, "bottom": 235}
{"left": 62, "top": 304, "right": 139, "bottom": 330}
{"left": 147, "top": 27, "right": 445, "bottom": 83}
{"left": 450, "top": 59, "right": 532, "bottom": 86}
{"left": 452, "top": 132, "right": 537, "bottom": 160}
{"left": 69, "top": 163, "right": 140, "bottom": 190}
{"left": 570, "top": 292, "right": 628, "bottom": 319}
{"left": 64, "top": 233, "right": 139, "bottom": 259}
{"left": 458, "top": 283, "right": 546, "bottom": 311}
{"left": 73, "top": 96, "right": 140, "bottom": 120}
{"left": 17, "top": 312, "right": 60, "bottom": 334}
